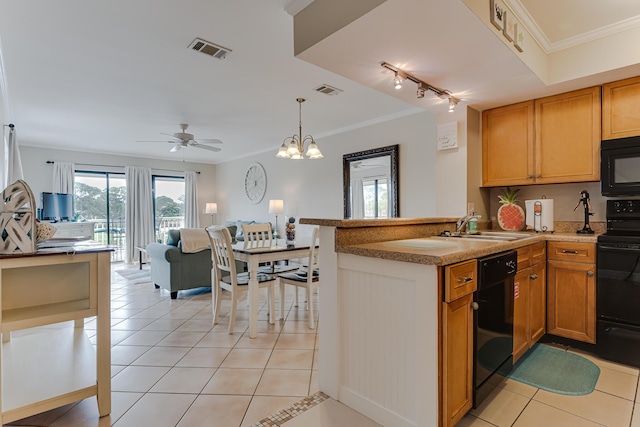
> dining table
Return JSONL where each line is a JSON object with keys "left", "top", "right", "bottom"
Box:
{"left": 231, "top": 238, "right": 316, "bottom": 338}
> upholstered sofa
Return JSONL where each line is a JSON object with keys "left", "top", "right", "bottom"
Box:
{"left": 146, "top": 229, "right": 213, "bottom": 299}
{"left": 145, "top": 221, "right": 269, "bottom": 299}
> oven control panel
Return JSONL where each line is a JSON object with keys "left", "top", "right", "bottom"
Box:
{"left": 607, "top": 200, "right": 640, "bottom": 216}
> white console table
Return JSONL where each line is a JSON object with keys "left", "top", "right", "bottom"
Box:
{"left": 49, "top": 222, "right": 95, "bottom": 240}
{"left": 0, "top": 249, "right": 111, "bottom": 423}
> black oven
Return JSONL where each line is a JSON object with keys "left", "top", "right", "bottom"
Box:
{"left": 601, "top": 136, "right": 640, "bottom": 196}
{"left": 596, "top": 200, "right": 640, "bottom": 368}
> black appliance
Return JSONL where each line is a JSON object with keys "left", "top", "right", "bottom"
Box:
{"left": 601, "top": 136, "right": 640, "bottom": 196}
{"left": 596, "top": 199, "right": 640, "bottom": 368}
{"left": 474, "top": 250, "right": 517, "bottom": 407}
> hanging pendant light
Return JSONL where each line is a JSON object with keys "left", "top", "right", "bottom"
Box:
{"left": 276, "top": 98, "right": 323, "bottom": 160}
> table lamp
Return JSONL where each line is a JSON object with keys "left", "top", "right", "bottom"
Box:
{"left": 205, "top": 202, "right": 217, "bottom": 226}
{"left": 269, "top": 199, "right": 284, "bottom": 239}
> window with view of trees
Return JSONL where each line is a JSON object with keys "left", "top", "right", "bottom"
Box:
{"left": 74, "top": 171, "right": 186, "bottom": 260}
{"left": 153, "top": 176, "right": 185, "bottom": 244}
{"left": 75, "top": 172, "right": 127, "bottom": 261}
{"left": 362, "top": 176, "right": 389, "bottom": 219}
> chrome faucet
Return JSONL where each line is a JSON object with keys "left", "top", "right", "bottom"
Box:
{"left": 455, "top": 213, "right": 482, "bottom": 235}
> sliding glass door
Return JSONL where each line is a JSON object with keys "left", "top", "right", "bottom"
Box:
{"left": 75, "top": 171, "right": 126, "bottom": 261}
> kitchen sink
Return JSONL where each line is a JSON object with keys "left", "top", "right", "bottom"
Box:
{"left": 436, "top": 231, "right": 534, "bottom": 242}
{"left": 383, "top": 238, "right": 458, "bottom": 250}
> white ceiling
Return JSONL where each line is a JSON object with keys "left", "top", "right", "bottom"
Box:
{"left": 1, "top": 0, "right": 639, "bottom": 165}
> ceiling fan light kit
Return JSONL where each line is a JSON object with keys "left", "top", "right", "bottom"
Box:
{"left": 141, "top": 123, "right": 223, "bottom": 153}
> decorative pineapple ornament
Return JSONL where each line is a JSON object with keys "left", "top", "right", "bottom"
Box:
{"left": 497, "top": 187, "right": 525, "bottom": 231}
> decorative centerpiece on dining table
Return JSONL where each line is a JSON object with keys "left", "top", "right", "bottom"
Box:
{"left": 285, "top": 217, "right": 296, "bottom": 246}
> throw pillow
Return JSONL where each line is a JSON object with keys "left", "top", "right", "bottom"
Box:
{"left": 166, "top": 229, "right": 181, "bottom": 246}
{"left": 226, "top": 225, "right": 238, "bottom": 243}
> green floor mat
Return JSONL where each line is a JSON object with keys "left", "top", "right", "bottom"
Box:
{"left": 508, "top": 343, "right": 600, "bottom": 395}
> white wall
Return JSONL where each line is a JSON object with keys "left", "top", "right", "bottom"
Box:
{"left": 435, "top": 108, "right": 470, "bottom": 217}
{"left": 216, "top": 111, "right": 444, "bottom": 239}
{"left": 19, "top": 146, "right": 217, "bottom": 226}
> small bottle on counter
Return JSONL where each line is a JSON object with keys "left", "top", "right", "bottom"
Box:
{"left": 467, "top": 213, "right": 479, "bottom": 234}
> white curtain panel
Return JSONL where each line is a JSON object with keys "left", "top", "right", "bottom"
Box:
{"left": 4, "top": 126, "right": 24, "bottom": 187}
{"left": 184, "top": 171, "right": 199, "bottom": 228}
{"left": 52, "top": 162, "right": 75, "bottom": 194}
{"left": 125, "top": 166, "right": 154, "bottom": 264}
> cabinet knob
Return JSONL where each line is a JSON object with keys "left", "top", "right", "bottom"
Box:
{"left": 562, "top": 250, "right": 579, "bottom": 254}
{"left": 530, "top": 273, "right": 538, "bottom": 280}
{"left": 457, "top": 277, "right": 473, "bottom": 284}
{"left": 527, "top": 175, "right": 533, "bottom": 179}
{"left": 535, "top": 174, "right": 541, "bottom": 178}
{"left": 587, "top": 271, "right": 594, "bottom": 277}
{"left": 471, "top": 302, "right": 479, "bottom": 311}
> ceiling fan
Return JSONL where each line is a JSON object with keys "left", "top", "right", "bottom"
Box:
{"left": 140, "top": 123, "right": 223, "bottom": 152}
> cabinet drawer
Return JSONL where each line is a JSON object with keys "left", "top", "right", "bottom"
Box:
{"left": 547, "top": 241, "right": 595, "bottom": 263}
{"left": 530, "top": 242, "right": 546, "bottom": 265}
{"left": 445, "top": 259, "right": 477, "bottom": 302}
{"left": 516, "top": 246, "right": 531, "bottom": 271}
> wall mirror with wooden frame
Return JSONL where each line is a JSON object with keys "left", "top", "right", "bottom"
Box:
{"left": 343, "top": 144, "right": 399, "bottom": 219}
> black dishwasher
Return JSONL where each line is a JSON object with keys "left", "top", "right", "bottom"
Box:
{"left": 474, "top": 250, "right": 517, "bottom": 407}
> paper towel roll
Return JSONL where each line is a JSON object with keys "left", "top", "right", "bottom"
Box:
{"left": 525, "top": 199, "right": 554, "bottom": 232}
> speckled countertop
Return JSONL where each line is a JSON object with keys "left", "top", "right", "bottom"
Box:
{"left": 340, "top": 232, "right": 599, "bottom": 266}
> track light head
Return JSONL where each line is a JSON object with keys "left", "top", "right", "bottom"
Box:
{"left": 393, "top": 72, "right": 403, "bottom": 90}
{"left": 448, "top": 96, "right": 458, "bottom": 112}
{"left": 417, "top": 87, "right": 425, "bottom": 98}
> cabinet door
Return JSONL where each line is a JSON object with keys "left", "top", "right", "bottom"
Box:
{"left": 513, "top": 268, "right": 530, "bottom": 363}
{"left": 547, "top": 260, "right": 596, "bottom": 343}
{"left": 534, "top": 86, "right": 601, "bottom": 184}
{"left": 528, "top": 261, "right": 546, "bottom": 344}
{"left": 442, "top": 293, "right": 474, "bottom": 427}
{"left": 603, "top": 76, "right": 640, "bottom": 140}
{"left": 482, "top": 101, "right": 534, "bottom": 187}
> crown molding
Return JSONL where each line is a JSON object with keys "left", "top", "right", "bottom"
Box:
{"left": 505, "top": 0, "right": 640, "bottom": 54}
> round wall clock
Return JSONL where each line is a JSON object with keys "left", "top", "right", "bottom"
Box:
{"left": 244, "top": 162, "right": 267, "bottom": 204}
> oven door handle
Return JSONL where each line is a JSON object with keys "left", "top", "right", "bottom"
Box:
{"left": 599, "top": 245, "right": 640, "bottom": 252}
{"left": 604, "top": 326, "right": 640, "bottom": 342}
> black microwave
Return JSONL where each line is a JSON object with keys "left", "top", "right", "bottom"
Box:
{"left": 601, "top": 136, "right": 640, "bottom": 196}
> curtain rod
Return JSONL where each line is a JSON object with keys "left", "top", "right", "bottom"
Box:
{"left": 46, "top": 161, "right": 200, "bottom": 174}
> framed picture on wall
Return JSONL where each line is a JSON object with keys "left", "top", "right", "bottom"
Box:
{"left": 502, "top": 10, "right": 514, "bottom": 42}
{"left": 514, "top": 22, "right": 524, "bottom": 52}
{"left": 490, "top": 0, "right": 505, "bottom": 31}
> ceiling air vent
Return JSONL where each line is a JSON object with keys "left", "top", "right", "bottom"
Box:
{"left": 188, "top": 38, "right": 232, "bottom": 60}
{"left": 314, "top": 84, "right": 343, "bottom": 96}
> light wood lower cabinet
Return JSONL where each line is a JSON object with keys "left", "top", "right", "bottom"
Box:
{"left": 547, "top": 242, "right": 596, "bottom": 344}
{"left": 441, "top": 260, "right": 476, "bottom": 427}
{"left": 513, "top": 242, "right": 546, "bottom": 363}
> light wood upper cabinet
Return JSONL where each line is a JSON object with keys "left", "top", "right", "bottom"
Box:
{"left": 603, "top": 76, "right": 640, "bottom": 140}
{"left": 482, "top": 87, "right": 601, "bottom": 186}
{"left": 534, "top": 86, "right": 601, "bottom": 184}
{"left": 482, "top": 101, "right": 534, "bottom": 187}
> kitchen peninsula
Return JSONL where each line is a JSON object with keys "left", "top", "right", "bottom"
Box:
{"left": 301, "top": 217, "right": 597, "bottom": 427}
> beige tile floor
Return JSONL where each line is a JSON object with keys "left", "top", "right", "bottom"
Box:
{"left": 5, "top": 263, "right": 640, "bottom": 427}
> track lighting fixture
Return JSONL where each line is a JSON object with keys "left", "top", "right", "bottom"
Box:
{"left": 381, "top": 62, "right": 460, "bottom": 110}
